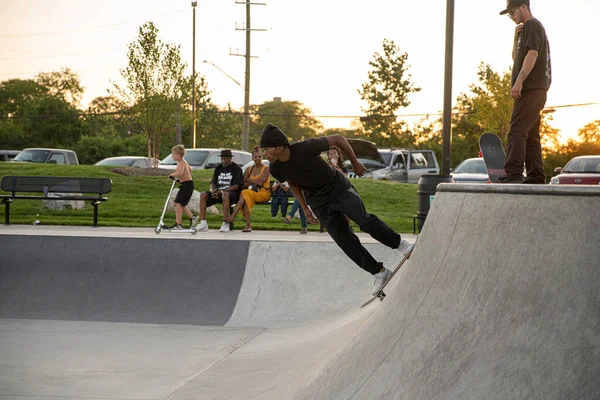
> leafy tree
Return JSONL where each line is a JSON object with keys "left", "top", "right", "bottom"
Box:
{"left": 196, "top": 104, "right": 243, "bottom": 149}
{"left": 113, "top": 22, "right": 192, "bottom": 162}
{"left": 414, "top": 63, "right": 560, "bottom": 168}
{"left": 0, "top": 77, "right": 82, "bottom": 148}
{"left": 83, "top": 95, "right": 131, "bottom": 137}
{"left": 576, "top": 120, "right": 600, "bottom": 145}
{"left": 358, "top": 39, "right": 421, "bottom": 147}
{"left": 249, "top": 99, "right": 323, "bottom": 145}
{"left": 36, "top": 68, "right": 84, "bottom": 107}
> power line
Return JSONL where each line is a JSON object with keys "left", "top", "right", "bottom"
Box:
{"left": 0, "top": 9, "right": 186, "bottom": 39}
{"left": 0, "top": 47, "right": 127, "bottom": 61}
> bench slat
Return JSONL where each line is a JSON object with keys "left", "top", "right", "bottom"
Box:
{"left": 1, "top": 176, "right": 112, "bottom": 194}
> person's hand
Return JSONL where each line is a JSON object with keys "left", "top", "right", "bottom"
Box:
{"left": 351, "top": 161, "right": 366, "bottom": 176}
{"left": 210, "top": 189, "right": 220, "bottom": 199}
{"left": 515, "top": 24, "right": 523, "bottom": 35}
{"left": 511, "top": 79, "right": 523, "bottom": 100}
{"left": 304, "top": 209, "right": 319, "bottom": 225}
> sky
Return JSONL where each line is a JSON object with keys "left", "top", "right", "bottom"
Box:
{"left": 1, "top": 0, "right": 599, "bottom": 144}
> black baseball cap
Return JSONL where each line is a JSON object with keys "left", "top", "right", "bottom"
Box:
{"left": 499, "top": 0, "right": 530, "bottom": 15}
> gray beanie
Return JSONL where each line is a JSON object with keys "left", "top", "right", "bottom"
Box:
{"left": 260, "top": 124, "right": 289, "bottom": 148}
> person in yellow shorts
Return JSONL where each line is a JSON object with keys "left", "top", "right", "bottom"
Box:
{"left": 223, "top": 146, "right": 271, "bottom": 232}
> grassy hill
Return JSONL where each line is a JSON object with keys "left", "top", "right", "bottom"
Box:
{"left": 0, "top": 163, "right": 419, "bottom": 233}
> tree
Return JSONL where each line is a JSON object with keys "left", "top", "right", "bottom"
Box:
{"left": 83, "top": 95, "right": 131, "bottom": 137}
{"left": 358, "top": 39, "right": 421, "bottom": 147}
{"left": 249, "top": 99, "right": 323, "bottom": 145}
{"left": 0, "top": 77, "right": 82, "bottom": 148}
{"left": 113, "top": 22, "right": 194, "bottom": 162}
{"left": 36, "top": 68, "right": 84, "bottom": 107}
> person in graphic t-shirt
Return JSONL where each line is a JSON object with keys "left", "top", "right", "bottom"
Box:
{"left": 260, "top": 124, "right": 414, "bottom": 296}
{"left": 191, "top": 149, "right": 243, "bottom": 232}
{"left": 499, "top": 0, "right": 551, "bottom": 183}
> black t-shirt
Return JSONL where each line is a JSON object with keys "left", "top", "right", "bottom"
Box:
{"left": 270, "top": 138, "right": 352, "bottom": 208}
{"left": 512, "top": 18, "right": 552, "bottom": 91}
{"left": 210, "top": 162, "right": 243, "bottom": 191}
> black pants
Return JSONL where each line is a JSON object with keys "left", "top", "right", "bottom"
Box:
{"left": 505, "top": 89, "right": 547, "bottom": 183}
{"left": 312, "top": 186, "right": 401, "bottom": 275}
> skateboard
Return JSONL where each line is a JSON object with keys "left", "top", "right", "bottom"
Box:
{"left": 360, "top": 243, "right": 416, "bottom": 308}
{"left": 478, "top": 132, "right": 506, "bottom": 183}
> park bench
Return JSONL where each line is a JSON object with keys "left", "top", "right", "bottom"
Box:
{"left": 0, "top": 176, "right": 112, "bottom": 227}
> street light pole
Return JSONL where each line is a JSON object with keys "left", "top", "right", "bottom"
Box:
{"left": 192, "top": 1, "right": 197, "bottom": 149}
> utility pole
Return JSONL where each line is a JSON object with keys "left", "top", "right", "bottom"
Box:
{"left": 232, "top": 1, "right": 266, "bottom": 152}
{"left": 191, "top": 1, "right": 198, "bottom": 148}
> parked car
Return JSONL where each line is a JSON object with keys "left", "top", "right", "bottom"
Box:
{"left": 158, "top": 148, "right": 252, "bottom": 170}
{"left": 12, "top": 148, "right": 79, "bottom": 165}
{"left": 451, "top": 157, "right": 489, "bottom": 183}
{"left": 242, "top": 159, "right": 270, "bottom": 174}
{"left": 0, "top": 150, "right": 21, "bottom": 162}
{"left": 345, "top": 142, "right": 440, "bottom": 183}
{"left": 549, "top": 155, "right": 600, "bottom": 185}
{"left": 95, "top": 156, "right": 154, "bottom": 168}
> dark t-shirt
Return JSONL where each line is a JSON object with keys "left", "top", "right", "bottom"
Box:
{"left": 269, "top": 138, "right": 352, "bottom": 208}
{"left": 512, "top": 18, "right": 551, "bottom": 91}
{"left": 210, "top": 162, "right": 243, "bottom": 192}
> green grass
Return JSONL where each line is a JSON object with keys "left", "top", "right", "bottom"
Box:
{"left": 0, "top": 164, "right": 419, "bottom": 233}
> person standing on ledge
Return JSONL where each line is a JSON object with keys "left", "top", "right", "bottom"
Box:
{"left": 260, "top": 123, "right": 414, "bottom": 295}
{"left": 499, "top": 0, "right": 551, "bottom": 184}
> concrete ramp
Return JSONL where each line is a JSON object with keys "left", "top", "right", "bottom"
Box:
{"left": 292, "top": 184, "right": 600, "bottom": 400}
{"left": 0, "top": 236, "right": 248, "bottom": 325}
{"left": 1, "top": 184, "right": 598, "bottom": 400}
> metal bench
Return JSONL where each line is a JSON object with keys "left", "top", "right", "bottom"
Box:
{"left": 0, "top": 176, "right": 112, "bottom": 227}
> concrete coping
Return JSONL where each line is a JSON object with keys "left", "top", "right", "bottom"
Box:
{"left": 436, "top": 183, "right": 600, "bottom": 197}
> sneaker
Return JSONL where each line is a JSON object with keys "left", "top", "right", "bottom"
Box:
{"left": 300, "top": 227, "right": 307, "bottom": 234}
{"left": 497, "top": 175, "right": 524, "bottom": 184}
{"left": 397, "top": 240, "right": 414, "bottom": 257}
{"left": 169, "top": 224, "right": 183, "bottom": 230}
{"left": 373, "top": 267, "right": 392, "bottom": 295}
{"left": 197, "top": 220, "right": 208, "bottom": 232}
{"left": 190, "top": 215, "right": 200, "bottom": 228}
{"left": 219, "top": 221, "right": 230, "bottom": 232}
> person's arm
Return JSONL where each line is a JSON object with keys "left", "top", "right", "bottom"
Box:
{"left": 325, "top": 134, "right": 366, "bottom": 176}
{"left": 512, "top": 24, "right": 523, "bottom": 61}
{"left": 169, "top": 160, "right": 183, "bottom": 180}
{"left": 288, "top": 182, "right": 317, "bottom": 224}
{"left": 225, "top": 165, "right": 243, "bottom": 192}
{"left": 511, "top": 49, "right": 538, "bottom": 100}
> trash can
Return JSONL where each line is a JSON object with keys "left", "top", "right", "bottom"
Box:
{"left": 416, "top": 175, "right": 453, "bottom": 232}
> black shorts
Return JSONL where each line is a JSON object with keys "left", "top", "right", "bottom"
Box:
{"left": 204, "top": 190, "right": 240, "bottom": 207}
{"left": 175, "top": 180, "right": 194, "bottom": 206}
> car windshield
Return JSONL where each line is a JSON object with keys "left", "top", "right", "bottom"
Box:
{"left": 161, "top": 150, "right": 209, "bottom": 166}
{"left": 453, "top": 159, "right": 487, "bottom": 174}
{"left": 13, "top": 150, "right": 50, "bottom": 163}
{"left": 343, "top": 158, "right": 386, "bottom": 171}
{"left": 96, "top": 158, "right": 136, "bottom": 166}
{"left": 379, "top": 152, "right": 393, "bottom": 166}
{"left": 563, "top": 158, "right": 600, "bottom": 174}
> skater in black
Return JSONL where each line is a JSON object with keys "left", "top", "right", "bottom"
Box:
{"left": 499, "top": 0, "right": 551, "bottom": 183}
{"left": 260, "top": 124, "right": 413, "bottom": 295}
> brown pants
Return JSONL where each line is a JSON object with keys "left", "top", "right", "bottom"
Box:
{"left": 505, "top": 89, "right": 547, "bottom": 184}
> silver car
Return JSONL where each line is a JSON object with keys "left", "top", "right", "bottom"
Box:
{"left": 159, "top": 148, "right": 252, "bottom": 170}
{"left": 95, "top": 156, "right": 154, "bottom": 168}
{"left": 451, "top": 158, "right": 489, "bottom": 183}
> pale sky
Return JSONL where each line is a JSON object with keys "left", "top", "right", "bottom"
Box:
{"left": 1, "top": 0, "right": 599, "bottom": 143}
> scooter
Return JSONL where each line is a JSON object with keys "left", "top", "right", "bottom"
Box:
{"left": 154, "top": 177, "right": 197, "bottom": 235}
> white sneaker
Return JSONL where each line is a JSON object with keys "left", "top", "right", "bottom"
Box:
{"left": 190, "top": 215, "right": 200, "bottom": 228}
{"left": 219, "top": 221, "right": 230, "bottom": 232}
{"left": 197, "top": 220, "right": 208, "bottom": 232}
{"left": 373, "top": 268, "right": 392, "bottom": 295}
{"left": 397, "top": 240, "right": 414, "bottom": 257}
